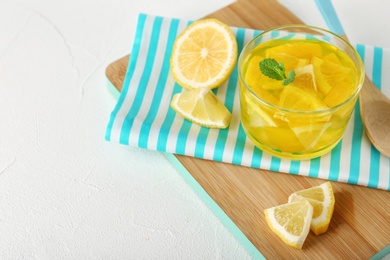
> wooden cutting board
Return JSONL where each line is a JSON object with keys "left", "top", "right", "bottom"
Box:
{"left": 106, "top": 0, "right": 390, "bottom": 258}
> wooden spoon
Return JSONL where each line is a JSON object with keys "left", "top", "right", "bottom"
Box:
{"left": 315, "top": 0, "right": 390, "bottom": 157}
{"left": 359, "top": 75, "right": 390, "bottom": 156}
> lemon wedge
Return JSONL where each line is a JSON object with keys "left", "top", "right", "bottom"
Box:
{"left": 279, "top": 85, "right": 328, "bottom": 111}
{"left": 265, "top": 41, "right": 323, "bottom": 60}
{"left": 288, "top": 181, "right": 335, "bottom": 235}
{"left": 170, "top": 87, "right": 232, "bottom": 128}
{"left": 294, "top": 64, "right": 318, "bottom": 92}
{"left": 267, "top": 52, "right": 309, "bottom": 72}
{"left": 264, "top": 200, "right": 313, "bottom": 249}
{"left": 170, "top": 18, "right": 237, "bottom": 90}
{"left": 289, "top": 122, "right": 332, "bottom": 151}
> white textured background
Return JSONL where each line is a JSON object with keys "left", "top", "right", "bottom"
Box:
{"left": 1, "top": 0, "right": 389, "bottom": 259}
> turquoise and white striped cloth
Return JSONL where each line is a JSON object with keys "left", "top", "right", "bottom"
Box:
{"left": 105, "top": 14, "right": 390, "bottom": 191}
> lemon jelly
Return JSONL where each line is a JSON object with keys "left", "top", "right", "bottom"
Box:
{"left": 239, "top": 34, "right": 364, "bottom": 160}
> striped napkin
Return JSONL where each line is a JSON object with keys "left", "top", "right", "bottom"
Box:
{"left": 105, "top": 14, "right": 390, "bottom": 191}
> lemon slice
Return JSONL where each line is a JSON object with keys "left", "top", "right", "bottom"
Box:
{"left": 279, "top": 85, "right": 328, "bottom": 111}
{"left": 170, "top": 18, "right": 238, "bottom": 90}
{"left": 288, "top": 181, "right": 335, "bottom": 235}
{"left": 264, "top": 200, "right": 313, "bottom": 249}
{"left": 267, "top": 52, "right": 309, "bottom": 72}
{"left": 242, "top": 92, "right": 277, "bottom": 128}
{"left": 265, "top": 41, "right": 323, "bottom": 60}
{"left": 312, "top": 55, "right": 353, "bottom": 97}
{"left": 289, "top": 122, "right": 332, "bottom": 151}
{"left": 294, "top": 64, "right": 318, "bottom": 92}
{"left": 170, "top": 87, "right": 232, "bottom": 128}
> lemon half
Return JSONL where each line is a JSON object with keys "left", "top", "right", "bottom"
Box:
{"left": 170, "top": 18, "right": 237, "bottom": 90}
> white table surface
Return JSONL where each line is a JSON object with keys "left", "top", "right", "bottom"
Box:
{"left": 1, "top": 0, "right": 389, "bottom": 259}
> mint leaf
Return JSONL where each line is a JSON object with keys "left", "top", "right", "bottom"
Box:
{"left": 259, "top": 58, "right": 285, "bottom": 80}
{"left": 282, "top": 70, "right": 296, "bottom": 86}
{"left": 259, "top": 58, "right": 295, "bottom": 86}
